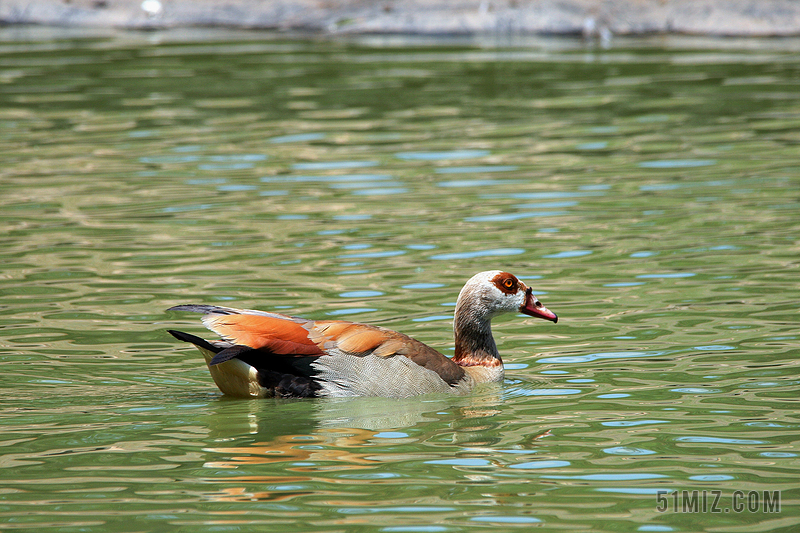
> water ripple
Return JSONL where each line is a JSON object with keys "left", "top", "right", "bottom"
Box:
{"left": 395, "top": 150, "right": 490, "bottom": 160}
{"left": 509, "top": 460, "right": 571, "bottom": 469}
{"left": 339, "top": 291, "right": 384, "bottom": 298}
{"left": 429, "top": 248, "right": 525, "bottom": 260}
{"left": 292, "top": 161, "right": 378, "bottom": 170}
{"left": 269, "top": 132, "right": 326, "bottom": 143}
{"left": 675, "top": 436, "right": 766, "bottom": 444}
{"left": 639, "top": 159, "right": 717, "bottom": 168}
{"left": 601, "top": 420, "right": 670, "bottom": 427}
{"left": 261, "top": 174, "right": 393, "bottom": 183}
{"left": 465, "top": 211, "right": 567, "bottom": 222}
{"left": 438, "top": 179, "right": 521, "bottom": 188}
{"left": 542, "top": 473, "right": 667, "bottom": 480}
{"left": 470, "top": 516, "right": 542, "bottom": 523}
{"left": 435, "top": 165, "right": 518, "bottom": 174}
{"left": 538, "top": 351, "right": 664, "bottom": 364}
{"left": 543, "top": 250, "right": 593, "bottom": 259}
{"left": 603, "top": 447, "right": 657, "bottom": 455}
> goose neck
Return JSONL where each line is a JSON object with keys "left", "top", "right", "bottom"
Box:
{"left": 452, "top": 298, "right": 501, "bottom": 367}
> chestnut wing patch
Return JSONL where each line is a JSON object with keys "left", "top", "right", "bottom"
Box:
{"left": 203, "top": 313, "right": 324, "bottom": 356}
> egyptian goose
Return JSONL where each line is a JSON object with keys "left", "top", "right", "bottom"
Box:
{"left": 167, "top": 270, "right": 557, "bottom": 398}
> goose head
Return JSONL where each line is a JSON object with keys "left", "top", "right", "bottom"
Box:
{"left": 455, "top": 270, "right": 557, "bottom": 324}
{"left": 452, "top": 270, "right": 557, "bottom": 366}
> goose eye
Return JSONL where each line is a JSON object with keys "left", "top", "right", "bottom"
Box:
{"left": 503, "top": 278, "right": 515, "bottom": 289}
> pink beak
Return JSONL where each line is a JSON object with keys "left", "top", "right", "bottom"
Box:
{"left": 520, "top": 287, "right": 558, "bottom": 323}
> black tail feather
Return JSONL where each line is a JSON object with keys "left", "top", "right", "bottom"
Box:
{"left": 168, "top": 329, "right": 222, "bottom": 354}
{"left": 208, "top": 345, "right": 255, "bottom": 366}
{"left": 169, "top": 329, "right": 253, "bottom": 367}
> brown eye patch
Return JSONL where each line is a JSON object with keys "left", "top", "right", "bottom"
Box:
{"left": 492, "top": 272, "right": 519, "bottom": 294}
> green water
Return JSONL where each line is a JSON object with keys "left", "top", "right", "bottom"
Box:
{"left": 0, "top": 27, "right": 798, "bottom": 532}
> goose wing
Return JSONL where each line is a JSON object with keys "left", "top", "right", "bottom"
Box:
{"left": 169, "top": 305, "right": 466, "bottom": 387}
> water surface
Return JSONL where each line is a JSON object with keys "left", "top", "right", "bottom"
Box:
{"left": 1, "top": 28, "right": 799, "bottom": 532}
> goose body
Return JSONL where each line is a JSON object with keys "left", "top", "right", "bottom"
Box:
{"left": 168, "top": 270, "right": 557, "bottom": 399}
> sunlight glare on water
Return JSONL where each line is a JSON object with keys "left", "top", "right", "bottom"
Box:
{"left": 0, "top": 28, "right": 798, "bottom": 533}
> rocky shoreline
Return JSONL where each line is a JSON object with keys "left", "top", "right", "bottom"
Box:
{"left": 2, "top": 0, "right": 800, "bottom": 36}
